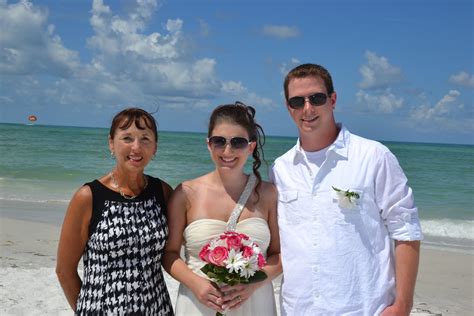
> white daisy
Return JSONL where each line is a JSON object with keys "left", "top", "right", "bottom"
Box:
{"left": 225, "top": 248, "right": 245, "bottom": 273}
{"left": 239, "top": 256, "right": 259, "bottom": 278}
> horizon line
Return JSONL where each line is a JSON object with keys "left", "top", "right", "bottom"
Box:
{"left": 1, "top": 121, "right": 473, "bottom": 147}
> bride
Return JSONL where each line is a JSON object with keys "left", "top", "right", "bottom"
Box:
{"left": 163, "top": 102, "right": 281, "bottom": 315}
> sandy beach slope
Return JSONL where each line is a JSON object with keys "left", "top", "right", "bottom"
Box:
{"left": 1, "top": 217, "right": 472, "bottom": 315}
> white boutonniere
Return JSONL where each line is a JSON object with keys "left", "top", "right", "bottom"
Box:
{"left": 332, "top": 186, "right": 360, "bottom": 209}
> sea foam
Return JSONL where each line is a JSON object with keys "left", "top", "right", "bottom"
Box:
{"left": 421, "top": 219, "right": 474, "bottom": 240}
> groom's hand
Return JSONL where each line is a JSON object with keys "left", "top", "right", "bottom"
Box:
{"left": 380, "top": 303, "right": 412, "bottom": 316}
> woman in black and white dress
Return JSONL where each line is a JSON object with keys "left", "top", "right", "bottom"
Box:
{"left": 56, "top": 108, "right": 174, "bottom": 315}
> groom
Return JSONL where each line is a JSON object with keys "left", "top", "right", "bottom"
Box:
{"left": 270, "top": 63, "right": 423, "bottom": 315}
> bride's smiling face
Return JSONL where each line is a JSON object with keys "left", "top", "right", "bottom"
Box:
{"left": 207, "top": 121, "right": 256, "bottom": 172}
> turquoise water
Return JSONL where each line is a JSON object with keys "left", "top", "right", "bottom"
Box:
{"left": 1, "top": 123, "right": 473, "bottom": 248}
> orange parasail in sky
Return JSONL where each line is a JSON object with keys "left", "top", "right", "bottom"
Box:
{"left": 28, "top": 115, "right": 37, "bottom": 122}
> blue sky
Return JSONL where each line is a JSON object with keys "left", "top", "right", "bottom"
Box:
{"left": 1, "top": 0, "right": 473, "bottom": 144}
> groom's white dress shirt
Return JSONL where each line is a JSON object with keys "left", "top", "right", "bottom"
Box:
{"left": 270, "top": 125, "right": 423, "bottom": 316}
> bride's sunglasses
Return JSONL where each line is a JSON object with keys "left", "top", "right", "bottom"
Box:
{"left": 207, "top": 136, "right": 251, "bottom": 150}
{"left": 287, "top": 92, "right": 329, "bottom": 109}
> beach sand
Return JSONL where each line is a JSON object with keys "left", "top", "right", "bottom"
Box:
{"left": 1, "top": 216, "right": 472, "bottom": 315}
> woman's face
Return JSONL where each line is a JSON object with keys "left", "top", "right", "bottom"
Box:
{"left": 207, "top": 121, "right": 256, "bottom": 172}
{"left": 109, "top": 118, "right": 157, "bottom": 173}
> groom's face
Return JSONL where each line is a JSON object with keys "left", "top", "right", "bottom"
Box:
{"left": 286, "top": 76, "right": 336, "bottom": 136}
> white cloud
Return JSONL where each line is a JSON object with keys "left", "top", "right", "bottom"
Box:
{"left": 221, "top": 81, "right": 273, "bottom": 108}
{"left": 449, "top": 71, "right": 474, "bottom": 88}
{"left": 279, "top": 58, "right": 301, "bottom": 75}
{"left": 0, "top": 1, "right": 80, "bottom": 76}
{"left": 0, "top": 95, "right": 13, "bottom": 104}
{"left": 85, "top": 4, "right": 222, "bottom": 101}
{"left": 358, "top": 51, "right": 402, "bottom": 89}
{"left": 88, "top": 1, "right": 183, "bottom": 60}
{"left": 0, "top": 0, "right": 273, "bottom": 114}
{"left": 147, "top": 58, "right": 220, "bottom": 96}
{"left": 407, "top": 90, "right": 473, "bottom": 133}
{"left": 198, "top": 19, "right": 210, "bottom": 37}
{"left": 356, "top": 89, "right": 404, "bottom": 113}
{"left": 244, "top": 93, "right": 273, "bottom": 109}
{"left": 261, "top": 25, "right": 300, "bottom": 39}
{"left": 221, "top": 81, "right": 247, "bottom": 94}
{"left": 410, "top": 90, "right": 461, "bottom": 120}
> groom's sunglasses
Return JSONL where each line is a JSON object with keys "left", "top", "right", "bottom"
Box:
{"left": 207, "top": 136, "right": 251, "bottom": 150}
{"left": 287, "top": 92, "right": 329, "bottom": 109}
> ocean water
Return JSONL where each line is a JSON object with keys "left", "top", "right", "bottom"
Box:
{"left": 1, "top": 123, "right": 473, "bottom": 252}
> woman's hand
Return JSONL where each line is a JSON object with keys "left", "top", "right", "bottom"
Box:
{"left": 189, "top": 276, "right": 225, "bottom": 313}
{"left": 219, "top": 282, "right": 260, "bottom": 311}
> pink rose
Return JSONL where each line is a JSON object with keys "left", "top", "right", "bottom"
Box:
{"left": 226, "top": 235, "right": 243, "bottom": 250}
{"left": 209, "top": 246, "right": 229, "bottom": 266}
{"left": 199, "top": 244, "right": 211, "bottom": 262}
{"left": 221, "top": 231, "right": 240, "bottom": 239}
{"left": 239, "top": 233, "right": 250, "bottom": 240}
{"left": 257, "top": 253, "right": 266, "bottom": 269}
{"left": 242, "top": 246, "right": 254, "bottom": 258}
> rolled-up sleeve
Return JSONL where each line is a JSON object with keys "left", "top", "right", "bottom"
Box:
{"left": 376, "top": 150, "right": 423, "bottom": 241}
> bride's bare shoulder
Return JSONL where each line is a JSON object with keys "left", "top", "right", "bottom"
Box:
{"left": 255, "top": 179, "right": 277, "bottom": 203}
{"left": 178, "top": 173, "right": 214, "bottom": 198}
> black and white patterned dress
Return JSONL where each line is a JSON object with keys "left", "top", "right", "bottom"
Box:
{"left": 76, "top": 176, "right": 173, "bottom": 315}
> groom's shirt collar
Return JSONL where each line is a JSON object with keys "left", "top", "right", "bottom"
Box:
{"left": 292, "top": 123, "right": 349, "bottom": 165}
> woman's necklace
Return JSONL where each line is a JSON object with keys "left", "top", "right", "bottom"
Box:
{"left": 110, "top": 171, "right": 148, "bottom": 200}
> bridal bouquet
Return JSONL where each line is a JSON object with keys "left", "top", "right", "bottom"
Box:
{"left": 199, "top": 231, "right": 267, "bottom": 315}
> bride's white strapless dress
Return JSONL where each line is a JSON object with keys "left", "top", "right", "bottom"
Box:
{"left": 174, "top": 218, "right": 277, "bottom": 316}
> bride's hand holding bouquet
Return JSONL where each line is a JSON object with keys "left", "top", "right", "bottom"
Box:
{"left": 187, "top": 274, "right": 226, "bottom": 314}
{"left": 199, "top": 231, "right": 267, "bottom": 315}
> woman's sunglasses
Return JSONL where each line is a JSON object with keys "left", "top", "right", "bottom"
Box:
{"left": 287, "top": 92, "right": 329, "bottom": 109}
{"left": 207, "top": 136, "right": 251, "bottom": 150}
